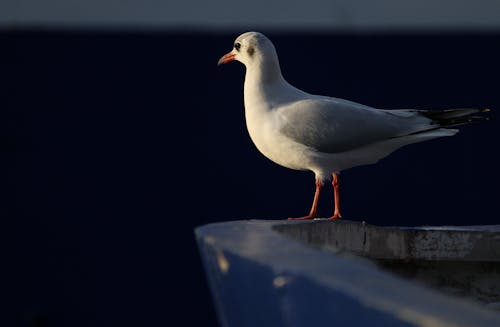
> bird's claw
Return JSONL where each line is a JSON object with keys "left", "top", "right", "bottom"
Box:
{"left": 328, "top": 213, "right": 342, "bottom": 220}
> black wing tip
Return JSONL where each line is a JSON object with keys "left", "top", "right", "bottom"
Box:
{"left": 426, "top": 107, "right": 493, "bottom": 127}
{"left": 480, "top": 108, "right": 493, "bottom": 121}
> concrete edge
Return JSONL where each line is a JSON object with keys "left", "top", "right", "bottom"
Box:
{"left": 195, "top": 219, "right": 500, "bottom": 327}
{"left": 272, "top": 219, "right": 500, "bottom": 261}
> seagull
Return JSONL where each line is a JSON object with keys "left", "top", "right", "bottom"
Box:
{"left": 217, "top": 31, "right": 490, "bottom": 220}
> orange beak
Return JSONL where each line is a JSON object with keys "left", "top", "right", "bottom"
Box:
{"left": 217, "top": 52, "right": 236, "bottom": 66}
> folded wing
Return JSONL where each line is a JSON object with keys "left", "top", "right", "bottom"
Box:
{"left": 277, "top": 97, "right": 438, "bottom": 153}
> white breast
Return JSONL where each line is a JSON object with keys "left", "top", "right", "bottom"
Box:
{"left": 244, "top": 101, "right": 314, "bottom": 172}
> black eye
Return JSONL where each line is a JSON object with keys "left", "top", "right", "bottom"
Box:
{"left": 234, "top": 42, "right": 241, "bottom": 51}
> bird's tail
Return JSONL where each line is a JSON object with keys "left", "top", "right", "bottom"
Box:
{"left": 418, "top": 108, "right": 492, "bottom": 127}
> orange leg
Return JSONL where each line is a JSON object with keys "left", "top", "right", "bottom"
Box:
{"left": 288, "top": 179, "right": 322, "bottom": 220}
{"left": 328, "top": 172, "right": 342, "bottom": 220}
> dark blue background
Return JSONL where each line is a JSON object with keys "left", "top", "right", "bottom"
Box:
{"left": 4, "top": 30, "right": 500, "bottom": 326}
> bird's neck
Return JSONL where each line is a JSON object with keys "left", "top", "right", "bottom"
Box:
{"left": 247, "top": 55, "right": 284, "bottom": 84}
{"left": 243, "top": 57, "right": 293, "bottom": 109}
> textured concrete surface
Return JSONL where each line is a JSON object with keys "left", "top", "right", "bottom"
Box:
{"left": 274, "top": 220, "right": 500, "bottom": 305}
{"left": 273, "top": 220, "right": 500, "bottom": 261}
{"left": 195, "top": 220, "right": 500, "bottom": 327}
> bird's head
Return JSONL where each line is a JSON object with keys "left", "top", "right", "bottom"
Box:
{"left": 217, "top": 31, "right": 277, "bottom": 68}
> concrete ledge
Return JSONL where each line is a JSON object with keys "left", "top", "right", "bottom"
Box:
{"left": 273, "top": 220, "right": 500, "bottom": 261}
{"left": 274, "top": 220, "right": 500, "bottom": 304}
{"left": 195, "top": 220, "right": 500, "bottom": 327}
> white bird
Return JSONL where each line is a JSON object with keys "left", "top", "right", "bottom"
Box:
{"left": 218, "top": 31, "right": 490, "bottom": 220}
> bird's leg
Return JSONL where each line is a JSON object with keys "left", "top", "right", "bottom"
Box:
{"left": 328, "top": 172, "right": 342, "bottom": 220}
{"left": 288, "top": 179, "right": 322, "bottom": 220}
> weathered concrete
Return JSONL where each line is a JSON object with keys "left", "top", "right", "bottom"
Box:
{"left": 273, "top": 220, "right": 500, "bottom": 261}
{"left": 274, "top": 220, "right": 500, "bottom": 305}
{"left": 195, "top": 219, "right": 500, "bottom": 327}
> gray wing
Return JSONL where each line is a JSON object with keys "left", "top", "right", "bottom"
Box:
{"left": 277, "top": 97, "right": 432, "bottom": 153}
